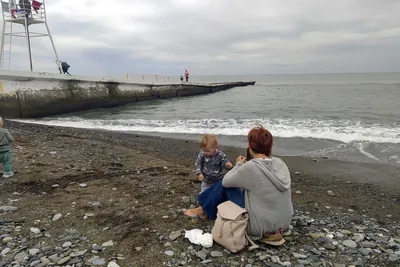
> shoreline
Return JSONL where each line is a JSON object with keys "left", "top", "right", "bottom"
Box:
{"left": 0, "top": 120, "right": 399, "bottom": 266}
{"left": 11, "top": 118, "right": 400, "bottom": 167}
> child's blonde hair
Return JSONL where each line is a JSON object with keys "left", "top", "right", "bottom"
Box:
{"left": 200, "top": 134, "right": 218, "bottom": 149}
{"left": 0, "top": 117, "right": 3, "bottom": 128}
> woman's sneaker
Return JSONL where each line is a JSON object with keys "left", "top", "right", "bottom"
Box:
{"left": 260, "top": 231, "right": 285, "bottom": 246}
{"left": 282, "top": 228, "right": 291, "bottom": 236}
{"left": 2, "top": 171, "right": 14, "bottom": 178}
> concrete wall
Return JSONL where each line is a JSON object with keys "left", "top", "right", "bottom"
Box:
{"left": 0, "top": 70, "right": 255, "bottom": 118}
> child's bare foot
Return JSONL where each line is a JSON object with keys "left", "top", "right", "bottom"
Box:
{"left": 184, "top": 207, "right": 208, "bottom": 219}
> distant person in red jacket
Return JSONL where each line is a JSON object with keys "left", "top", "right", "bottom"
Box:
{"left": 184, "top": 69, "right": 189, "bottom": 82}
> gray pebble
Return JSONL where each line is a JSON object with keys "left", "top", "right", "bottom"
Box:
{"left": 92, "top": 245, "right": 103, "bottom": 251}
{"left": 0, "top": 206, "right": 18, "bottom": 212}
{"left": 343, "top": 240, "right": 357, "bottom": 249}
{"left": 361, "top": 241, "right": 377, "bottom": 248}
{"left": 388, "top": 254, "right": 399, "bottom": 262}
{"left": 197, "top": 251, "right": 207, "bottom": 261}
{"left": 58, "top": 256, "right": 71, "bottom": 265}
{"left": 62, "top": 241, "right": 72, "bottom": 248}
{"left": 29, "top": 248, "right": 40, "bottom": 256}
{"left": 343, "top": 249, "right": 358, "bottom": 254}
{"left": 297, "top": 260, "right": 310, "bottom": 265}
{"left": 182, "top": 196, "right": 191, "bottom": 204}
{"left": 311, "top": 248, "right": 321, "bottom": 255}
{"left": 48, "top": 254, "right": 62, "bottom": 263}
{"left": 41, "top": 246, "right": 53, "bottom": 252}
{"left": 210, "top": 251, "right": 223, "bottom": 257}
{"left": 91, "top": 201, "right": 101, "bottom": 206}
{"left": 169, "top": 231, "right": 182, "bottom": 241}
{"left": 292, "top": 252, "right": 307, "bottom": 259}
{"left": 68, "top": 257, "right": 83, "bottom": 264}
{"left": 101, "top": 240, "right": 114, "bottom": 247}
{"left": 373, "top": 249, "right": 382, "bottom": 254}
{"left": 324, "top": 243, "right": 336, "bottom": 250}
{"left": 259, "top": 254, "right": 270, "bottom": 260}
{"left": 30, "top": 260, "right": 41, "bottom": 267}
{"left": 70, "top": 250, "right": 86, "bottom": 257}
{"left": 92, "top": 258, "right": 106, "bottom": 265}
{"left": 358, "top": 248, "right": 370, "bottom": 256}
{"left": 39, "top": 257, "right": 51, "bottom": 264}
{"left": 14, "top": 252, "right": 28, "bottom": 262}
{"left": 164, "top": 250, "right": 174, "bottom": 256}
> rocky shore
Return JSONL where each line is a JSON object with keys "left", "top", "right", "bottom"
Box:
{"left": 0, "top": 121, "right": 399, "bottom": 267}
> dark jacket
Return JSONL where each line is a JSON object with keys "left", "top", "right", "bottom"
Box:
{"left": 0, "top": 128, "right": 14, "bottom": 153}
{"left": 61, "top": 61, "right": 70, "bottom": 68}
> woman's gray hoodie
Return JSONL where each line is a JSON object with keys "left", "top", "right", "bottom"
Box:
{"left": 222, "top": 157, "right": 293, "bottom": 240}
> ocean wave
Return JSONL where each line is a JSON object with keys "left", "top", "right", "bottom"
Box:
{"left": 13, "top": 117, "right": 400, "bottom": 144}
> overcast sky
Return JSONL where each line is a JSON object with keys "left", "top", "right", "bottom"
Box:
{"left": 6, "top": 0, "right": 400, "bottom": 75}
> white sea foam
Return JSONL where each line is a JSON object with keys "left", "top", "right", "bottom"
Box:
{"left": 12, "top": 117, "right": 400, "bottom": 144}
{"left": 355, "top": 142, "right": 381, "bottom": 161}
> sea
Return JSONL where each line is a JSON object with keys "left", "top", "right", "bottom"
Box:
{"left": 16, "top": 73, "right": 400, "bottom": 166}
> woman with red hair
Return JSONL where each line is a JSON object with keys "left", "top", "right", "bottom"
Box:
{"left": 185, "top": 126, "right": 293, "bottom": 246}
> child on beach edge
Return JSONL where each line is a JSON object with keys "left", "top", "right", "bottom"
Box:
{"left": 195, "top": 134, "right": 233, "bottom": 194}
{"left": 0, "top": 117, "right": 14, "bottom": 178}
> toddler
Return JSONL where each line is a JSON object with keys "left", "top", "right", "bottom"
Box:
{"left": 195, "top": 134, "right": 233, "bottom": 193}
{"left": 0, "top": 117, "right": 14, "bottom": 178}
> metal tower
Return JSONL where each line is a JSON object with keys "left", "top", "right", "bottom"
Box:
{"left": 0, "top": 0, "right": 61, "bottom": 71}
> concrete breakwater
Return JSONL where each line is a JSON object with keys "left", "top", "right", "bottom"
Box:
{"left": 0, "top": 70, "right": 255, "bottom": 118}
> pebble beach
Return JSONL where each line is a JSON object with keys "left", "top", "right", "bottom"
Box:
{"left": 0, "top": 121, "right": 399, "bottom": 267}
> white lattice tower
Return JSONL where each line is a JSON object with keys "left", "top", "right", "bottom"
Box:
{"left": 0, "top": 0, "right": 61, "bottom": 71}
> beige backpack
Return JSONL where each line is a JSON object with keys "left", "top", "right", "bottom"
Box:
{"left": 211, "top": 201, "right": 259, "bottom": 253}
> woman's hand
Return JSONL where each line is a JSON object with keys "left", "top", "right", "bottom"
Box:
{"left": 236, "top": 156, "right": 246, "bottom": 164}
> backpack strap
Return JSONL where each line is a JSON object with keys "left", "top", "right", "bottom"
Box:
{"left": 245, "top": 233, "right": 259, "bottom": 251}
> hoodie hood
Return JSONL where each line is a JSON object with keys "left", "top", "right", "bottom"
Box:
{"left": 252, "top": 158, "right": 291, "bottom": 192}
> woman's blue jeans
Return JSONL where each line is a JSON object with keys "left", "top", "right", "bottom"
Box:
{"left": 197, "top": 179, "right": 245, "bottom": 219}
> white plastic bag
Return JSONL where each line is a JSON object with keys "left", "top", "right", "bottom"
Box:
{"left": 184, "top": 229, "right": 213, "bottom": 248}
{"left": 107, "top": 261, "right": 119, "bottom": 267}
{"left": 201, "top": 233, "right": 213, "bottom": 248}
{"left": 107, "top": 261, "right": 120, "bottom": 267}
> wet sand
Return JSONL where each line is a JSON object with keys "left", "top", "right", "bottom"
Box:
{"left": 113, "top": 131, "right": 400, "bottom": 194}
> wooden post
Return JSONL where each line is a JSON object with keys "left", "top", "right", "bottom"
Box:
{"left": 126, "top": 74, "right": 128, "bottom": 80}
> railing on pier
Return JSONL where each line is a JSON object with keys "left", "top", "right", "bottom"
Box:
{"left": 123, "top": 74, "right": 178, "bottom": 83}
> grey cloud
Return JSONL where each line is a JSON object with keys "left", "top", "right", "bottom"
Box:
{"left": 5, "top": 0, "right": 400, "bottom": 75}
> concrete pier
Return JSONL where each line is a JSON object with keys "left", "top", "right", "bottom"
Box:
{"left": 0, "top": 70, "right": 255, "bottom": 118}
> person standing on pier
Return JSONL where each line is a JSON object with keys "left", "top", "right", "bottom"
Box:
{"left": 184, "top": 69, "right": 189, "bottom": 82}
{"left": 58, "top": 61, "right": 71, "bottom": 75}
